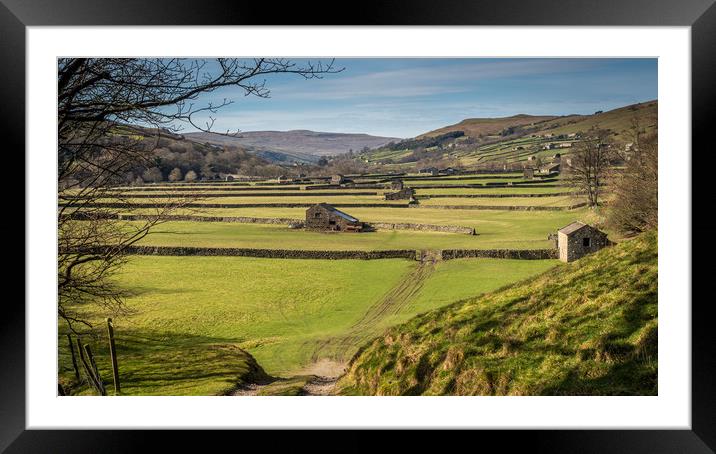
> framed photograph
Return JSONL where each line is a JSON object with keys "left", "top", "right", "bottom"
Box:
{"left": 6, "top": 0, "right": 713, "bottom": 451}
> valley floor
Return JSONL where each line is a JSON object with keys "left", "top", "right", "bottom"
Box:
{"left": 58, "top": 255, "right": 556, "bottom": 395}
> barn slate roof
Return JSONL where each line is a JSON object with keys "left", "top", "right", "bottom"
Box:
{"left": 558, "top": 221, "right": 588, "bottom": 235}
{"left": 315, "top": 203, "right": 359, "bottom": 222}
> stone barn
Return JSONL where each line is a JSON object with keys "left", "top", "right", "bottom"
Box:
{"left": 523, "top": 167, "right": 535, "bottom": 179}
{"left": 277, "top": 175, "right": 291, "bottom": 184}
{"left": 389, "top": 179, "right": 404, "bottom": 190}
{"left": 385, "top": 187, "right": 415, "bottom": 200}
{"left": 305, "top": 203, "right": 363, "bottom": 232}
{"left": 419, "top": 167, "right": 439, "bottom": 176}
{"left": 331, "top": 174, "right": 346, "bottom": 185}
{"left": 541, "top": 163, "right": 561, "bottom": 174}
{"left": 557, "top": 221, "right": 609, "bottom": 262}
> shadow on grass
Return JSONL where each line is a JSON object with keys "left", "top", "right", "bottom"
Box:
{"left": 59, "top": 328, "right": 270, "bottom": 396}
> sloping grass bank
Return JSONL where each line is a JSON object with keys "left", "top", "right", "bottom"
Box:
{"left": 338, "top": 230, "right": 658, "bottom": 395}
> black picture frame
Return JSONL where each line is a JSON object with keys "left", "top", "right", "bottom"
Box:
{"left": 4, "top": 0, "right": 712, "bottom": 451}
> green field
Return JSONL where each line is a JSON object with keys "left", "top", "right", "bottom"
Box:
{"left": 123, "top": 205, "right": 588, "bottom": 231}
{"left": 59, "top": 256, "right": 557, "bottom": 395}
{"left": 415, "top": 186, "right": 567, "bottom": 195}
{"left": 127, "top": 207, "right": 584, "bottom": 250}
{"left": 420, "top": 196, "right": 578, "bottom": 207}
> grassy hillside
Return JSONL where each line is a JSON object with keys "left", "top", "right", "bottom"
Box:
{"left": 361, "top": 100, "right": 657, "bottom": 168}
{"left": 338, "top": 230, "right": 657, "bottom": 396}
{"left": 420, "top": 114, "right": 558, "bottom": 139}
{"left": 544, "top": 100, "right": 657, "bottom": 139}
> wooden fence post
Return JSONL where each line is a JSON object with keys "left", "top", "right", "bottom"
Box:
{"left": 83, "top": 344, "right": 107, "bottom": 396}
{"left": 67, "top": 334, "right": 80, "bottom": 381}
{"left": 76, "top": 338, "right": 105, "bottom": 396}
{"left": 106, "top": 318, "right": 120, "bottom": 395}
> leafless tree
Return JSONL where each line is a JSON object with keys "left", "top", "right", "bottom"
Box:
{"left": 58, "top": 58, "right": 341, "bottom": 332}
{"left": 565, "top": 128, "right": 613, "bottom": 207}
{"left": 607, "top": 125, "right": 658, "bottom": 234}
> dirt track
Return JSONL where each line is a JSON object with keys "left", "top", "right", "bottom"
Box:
{"left": 235, "top": 255, "right": 437, "bottom": 396}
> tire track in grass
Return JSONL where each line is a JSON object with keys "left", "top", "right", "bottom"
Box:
{"left": 309, "top": 257, "right": 436, "bottom": 364}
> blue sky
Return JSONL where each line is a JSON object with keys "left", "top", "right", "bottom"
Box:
{"left": 184, "top": 58, "right": 657, "bottom": 139}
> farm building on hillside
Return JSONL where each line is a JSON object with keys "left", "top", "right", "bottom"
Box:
{"left": 331, "top": 174, "right": 346, "bottom": 184}
{"left": 389, "top": 179, "right": 404, "bottom": 190}
{"left": 523, "top": 167, "right": 535, "bottom": 179}
{"left": 419, "top": 167, "right": 439, "bottom": 176}
{"left": 277, "top": 175, "right": 291, "bottom": 183}
{"left": 557, "top": 222, "right": 609, "bottom": 262}
{"left": 385, "top": 187, "right": 415, "bottom": 200}
{"left": 305, "top": 203, "right": 363, "bottom": 232}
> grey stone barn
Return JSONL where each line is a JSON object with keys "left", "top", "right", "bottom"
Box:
{"left": 385, "top": 187, "right": 415, "bottom": 200}
{"left": 541, "top": 163, "right": 561, "bottom": 174}
{"left": 305, "top": 203, "right": 364, "bottom": 232}
{"left": 331, "top": 174, "right": 346, "bottom": 185}
{"left": 389, "top": 179, "right": 404, "bottom": 190}
{"left": 557, "top": 221, "right": 609, "bottom": 262}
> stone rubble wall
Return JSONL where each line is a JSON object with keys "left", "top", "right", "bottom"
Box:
{"left": 60, "top": 202, "right": 410, "bottom": 209}
{"left": 417, "top": 192, "right": 579, "bottom": 199}
{"left": 369, "top": 222, "right": 475, "bottom": 235}
{"left": 63, "top": 246, "right": 417, "bottom": 260}
{"left": 410, "top": 203, "right": 588, "bottom": 211}
{"left": 441, "top": 248, "right": 558, "bottom": 260}
{"left": 410, "top": 183, "right": 565, "bottom": 189}
{"left": 64, "top": 246, "right": 557, "bottom": 260}
{"left": 70, "top": 191, "right": 379, "bottom": 199}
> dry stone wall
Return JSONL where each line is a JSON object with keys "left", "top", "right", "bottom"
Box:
{"left": 410, "top": 203, "right": 588, "bottom": 211}
{"left": 60, "top": 202, "right": 410, "bottom": 209}
{"left": 64, "top": 246, "right": 416, "bottom": 260}
{"left": 369, "top": 222, "right": 475, "bottom": 235}
{"left": 418, "top": 192, "right": 578, "bottom": 199}
{"left": 442, "top": 249, "right": 558, "bottom": 260}
{"left": 84, "top": 191, "right": 379, "bottom": 199}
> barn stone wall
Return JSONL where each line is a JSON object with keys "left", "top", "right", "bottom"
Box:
{"left": 384, "top": 188, "right": 415, "bottom": 200}
{"left": 558, "top": 228, "right": 609, "bottom": 262}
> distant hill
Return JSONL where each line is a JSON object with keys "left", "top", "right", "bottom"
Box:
{"left": 185, "top": 130, "right": 401, "bottom": 164}
{"left": 419, "top": 114, "right": 559, "bottom": 139}
{"left": 338, "top": 230, "right": 658, "bottom": 396}
{"left": 360, "top": 100, "right": 657, "bottom": 168}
